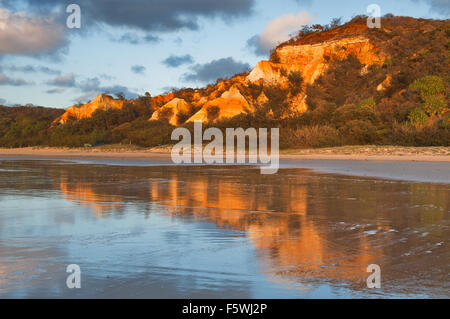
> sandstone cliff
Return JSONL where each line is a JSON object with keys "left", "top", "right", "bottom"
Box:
{"left": 58, "top": 94, "right": 125, "bottom": 124}
{"left": 150, "top": 98, "right": 191, "bottom": 126}
{"left": 187, "top": 86, "right": 253, "bottom": 123}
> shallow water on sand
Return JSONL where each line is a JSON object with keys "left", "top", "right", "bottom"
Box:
{"left": 0, "top": 160, "right": 448, "bottom": 298}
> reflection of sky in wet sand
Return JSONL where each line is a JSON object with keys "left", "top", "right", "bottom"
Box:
{"left": 0, "top": 160, "right": 448, "bottom": 298}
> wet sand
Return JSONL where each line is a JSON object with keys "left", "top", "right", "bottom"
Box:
{"left": 0, "top": 160, "right": 448, "bottom": 298}
{"left": 280, "top": 160, "right": 450, "bottom": 183}
{"left": 0, "top": 147, "right": 449, "bottom": 183}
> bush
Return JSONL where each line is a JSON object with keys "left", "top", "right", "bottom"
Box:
{"left": 306, "top": 54, "right": 381, "bottom": 110}
{"left": 410, "top": 75, "right": 445, "bottom": 98}
{"left": 206, "top": 105, "right": 220, "bottom": 122}
{"left": 423, "top": 95, "right": 447, "bottom": 115}
{"left": 359, "top": 98, "right": 376, "bottom": 111}
{"left": 263, "top": 86, "right": 290, "bottom": 118}
{"left": 115, "top": 119, "right": 175, "bottom": 147}
{"left": 288, "top": 71, "right": 304, "bottom": 95}
{"left": 388, "top": 123, "right": 450, "bottom": 146}
{"left": 339, "top": 120, "right": 379, "bottom": 144}
{"left": 0, "top": 106, "right": 64, "bottom": 147}
{"left": 158, "top": 107, "right": 174, "bottom": 119}
{"left": 280, "top": 125, "right": 343, "bottom": 148}
{"left": 409, "top": 76, "right": 447, "bottom": 116}
{"left": 408, "top": 108, "right": 429, "bottom": 126}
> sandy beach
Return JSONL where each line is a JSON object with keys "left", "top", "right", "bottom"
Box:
{"left": 0, "top": 145, "right": 449, "bottom": 183}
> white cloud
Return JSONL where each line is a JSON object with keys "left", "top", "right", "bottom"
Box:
{"left": 248, "top": 11, "right": 313, "bottom": 56}
{"left": 0, "top": 9, "right": 66, "bottom": 56}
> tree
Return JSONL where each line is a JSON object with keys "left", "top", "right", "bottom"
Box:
{"left": 115, "top": 92, "right": 126, "bottom": 100}
{"left": 330, "top": 17, "right": 343, "bottom": 28}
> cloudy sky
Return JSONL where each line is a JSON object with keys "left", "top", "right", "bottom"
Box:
{"left": 0, "top": 0, "right": 448, "bottom": 108}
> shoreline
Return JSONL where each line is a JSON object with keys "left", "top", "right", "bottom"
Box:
{"left": 0, "top": 145, "right": 448, "bottom": 161}
{"left": 0, "top": 146, "right": 449, "bottom": 183}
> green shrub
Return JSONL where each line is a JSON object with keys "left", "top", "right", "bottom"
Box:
{"left": 409, "top": 75, "right": 445, "bottom": 99}
{"left": 408, "top": 108, "right": 429, "bottom": 126}
{"left": 409, "top": 76, "right": 447, "bottom": 116}
{"left": 359, "top": 98, "right": 376, "bottom": 111}
{"left": 423, "top": 95, "right": 447, "bottom": 115}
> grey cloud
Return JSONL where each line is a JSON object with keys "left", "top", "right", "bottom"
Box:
{"left": 1, "top": 0, "right": 255, "bottom": 60}
{"left": 13, "top": 0, "right": 255, "bottom": 32}
{"left": 44, "top": 73, "right": 137, "bottom": 100}
{"left": 75, "top": 77, "right": 139, "bottom": 102}
{"left": 246, "top": 10, "right": 312, "bottom": 57}
{"left": 113, "top": 33, "right": 160, "bottom": 45}
{"left": 46, "top": 88, "right": 65, "bottom": 94}
{"left": 413, "top": 0, "right": 450, "bottom": 15}
{"left": 99, "top": 85, "right": 139, "bottom": 99}
{"left": 0, "top": 64, "right": 61, "bottom": 75}
{"left": 182, "top": 57, "right": 250, "bottom": 83}
{"left": 39, "top": 66, "right": 62, "bottom": 75}
{"left": 99, "top": 73, "right": 115, "bottom": 80}
{"left": 162, "top": 54, "right": 194, "bottom": 68}
{"left": 82, "top": 0, "right": 255, "bottom": 31}
{"left": 174, "top": 37, "right": 183, "bottom": 45}
{"left": 293, "top": 0, "right": 313, "bottom": 5}
{"left": 161, "top": 86, "right": 181, "bottom": 93}
{"left": 131, "top": 65, "right": 146, "bottom": 74}
{"left": 0, "top": 73, "right": 32, "bottom": 86}
{"left": 246, "top": 35, "right": 269, "bottom": 56}
{"left": 77, "top": 77, "right": 101, "bottom": 91}
{"left": 46, "top": 73, "right": 76, "bottom": 87}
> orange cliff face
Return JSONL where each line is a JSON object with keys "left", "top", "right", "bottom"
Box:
{"left": 247, "top": 36, "right": 385, "bottom": 112}
{"left": 150, "top": 97, "right": 192, "bottom": 126}
{"left": 186, "top": 86, "right": 254, "bottom": 123}
{"left": 55, "top": 92, "right": 175, "bottom": 124}
{"left": 182, "top": 34, "right": 385, "bottom": 120}
{"left": 56, "top": 22, "right": 386, "bottom": 126}
{"left": 57, "top": 94, "right": 126, "bottom": 124}
{"left": 248, "top": 37, "right": 384, "bottom": 85}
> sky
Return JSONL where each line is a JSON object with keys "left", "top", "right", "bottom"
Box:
{"left": 0, "top": 0, "right": 448, "bottom": 108}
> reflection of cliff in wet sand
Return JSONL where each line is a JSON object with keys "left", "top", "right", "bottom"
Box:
{"left": 0, "top": 160, "right": 448, "bottom": 297}
{"left": 59, "top": 180, "right": 125, "bottom": 217}
{"left": 147, "top": 173, "right": 384, "bottom": 283}
{"left": 55, "top": 166, "right": 408, "bottom": 287}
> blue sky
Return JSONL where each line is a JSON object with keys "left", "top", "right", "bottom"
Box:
{"left": 0, "top": 0, "right": 448, "bottom": 108}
